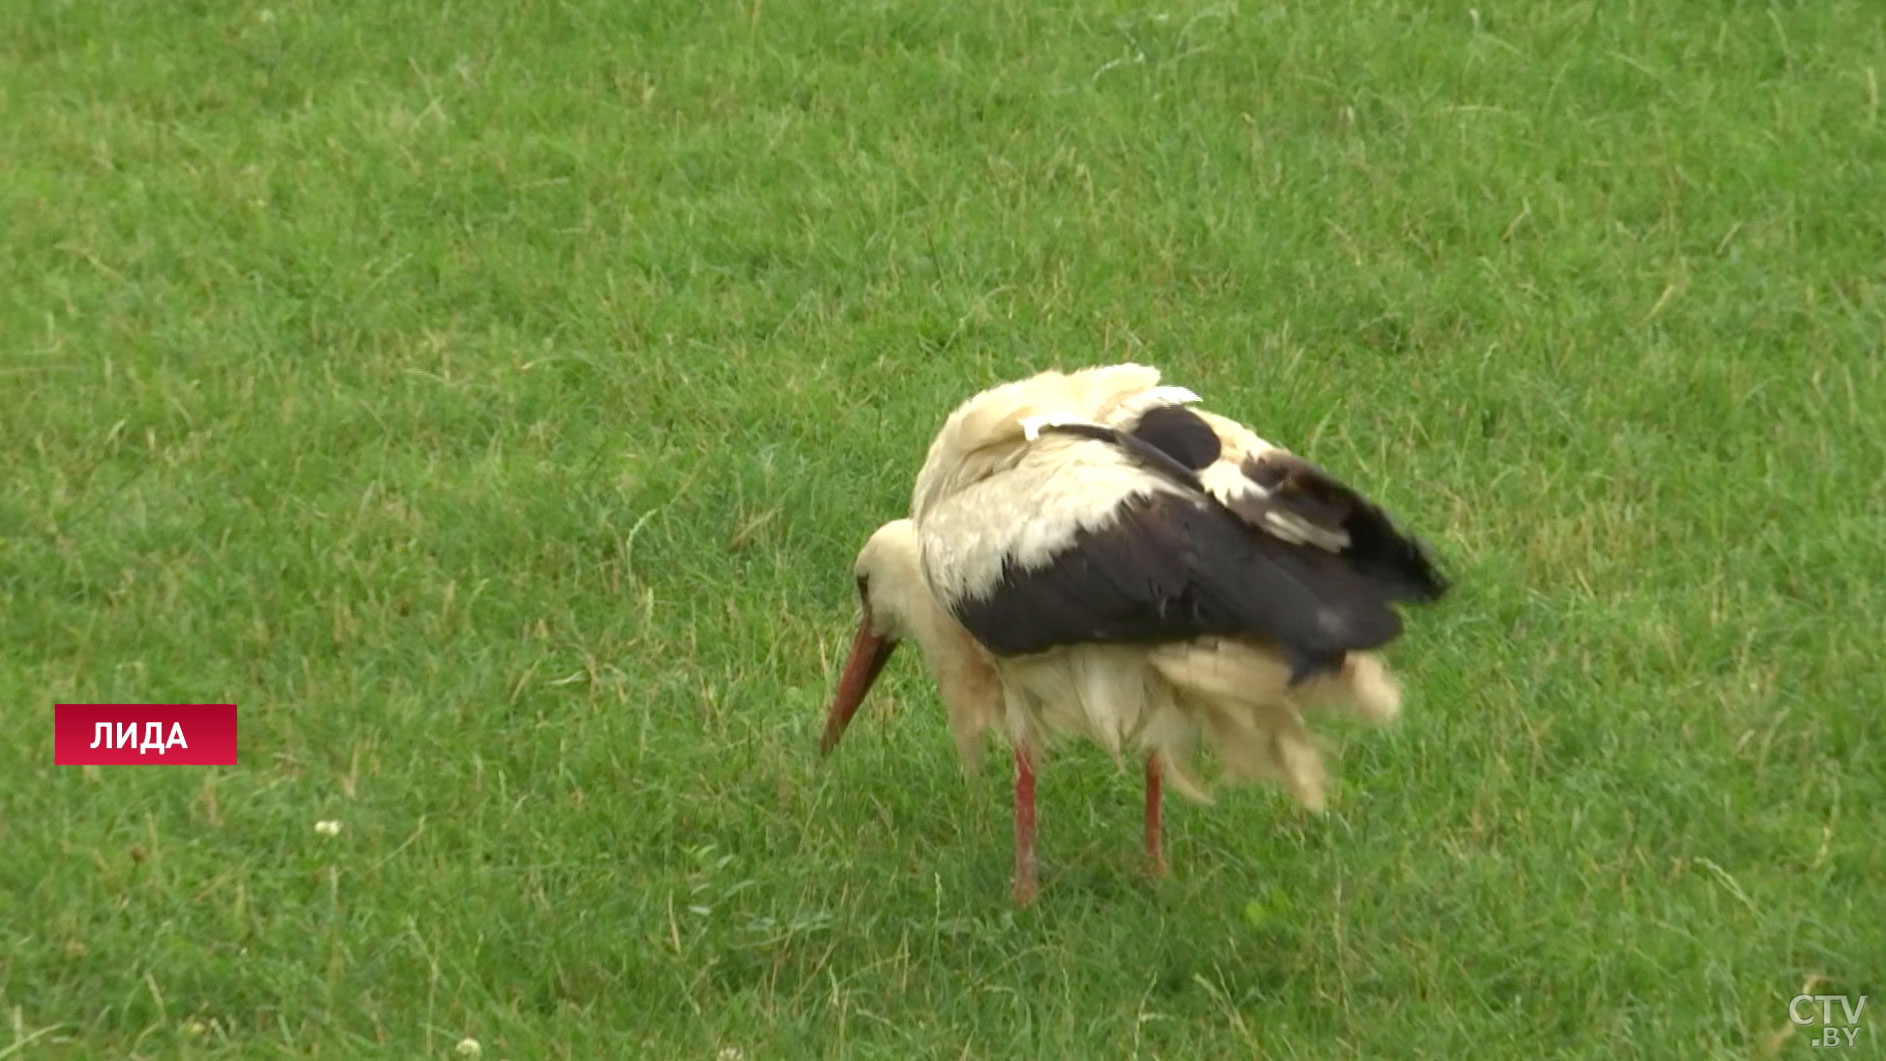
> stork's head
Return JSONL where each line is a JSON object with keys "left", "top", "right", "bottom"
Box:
{"left": 819, "top": 519, "right": 925, "bottom": 755}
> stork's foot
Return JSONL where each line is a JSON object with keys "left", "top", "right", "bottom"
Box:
{"left": 1144, "top": 754, "right": 1169, "bottom": 877}
{"left": 1013, "top": 745, "right": 1039, "bottom": 906}
{"left": 1012, "top": 865, "right": 1039, "bottom": 906}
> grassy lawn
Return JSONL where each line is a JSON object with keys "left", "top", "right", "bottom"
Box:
{"left": 3, "top": 0, "right": 1883, "bottom": 1056}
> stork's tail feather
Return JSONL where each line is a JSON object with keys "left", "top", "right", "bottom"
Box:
{"left": 1125, "top": 639, "right": 1404, "bottom": 810}
{"left": 1190, "top": 702, "right": 1332, "bottom": 812}
{"left": 1296, "top": 652, "right": 1404, "bottom": 725}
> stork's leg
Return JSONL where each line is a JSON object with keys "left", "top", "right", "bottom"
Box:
{"left": 1013, "top": 745, "right": 1039, "bottom": 905}
{"left": 1144, "top": 753, "right": 1168, "bottom": 877}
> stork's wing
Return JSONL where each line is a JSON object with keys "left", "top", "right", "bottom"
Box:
{"left": 1224, "top": 448, "right": 1448, "bottom": 603}
{"left": 921, "top": 437, "right": 1422, "bottom": 681}
{"left": 1105, "top": 403, "right": 1448, "bottom": 604}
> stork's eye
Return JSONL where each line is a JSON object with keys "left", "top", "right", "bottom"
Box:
{"left": 855, "top": 574, "right": 870, "bottom": 601}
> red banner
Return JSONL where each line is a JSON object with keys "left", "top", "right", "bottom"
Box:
{"left": 54, "top": 704, "right": 239, "bottom": 766}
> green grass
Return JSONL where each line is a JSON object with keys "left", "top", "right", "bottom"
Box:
{"left": 3, "top": 0, "right": 1883, "bottom": 1056}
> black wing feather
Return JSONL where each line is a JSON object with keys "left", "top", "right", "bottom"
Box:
{"left": 949, "top": 409, "right": 1449, "bottom": 680}
{"left": 1236, "top": 451, "right": 1449, "bottom": 603}
{"left": 1118, "top": 405, "right": 1448, "bottom": 604}
{"left": 1129, "top": 404, "right": 1222, "bottom": 470}
{"left": 949, "top": 492, "right": 1405, "bottom": 680}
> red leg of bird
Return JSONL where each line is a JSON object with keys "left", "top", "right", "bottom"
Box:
{"left": 1013, "top": 745, "right": 1039, "bottom": 905}
{"left": 1144, "top": 754, "right": 1168, "bottom": 876}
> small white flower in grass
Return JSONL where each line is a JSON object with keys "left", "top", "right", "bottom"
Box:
{"left": 314, "top": 820, "right": 341, "bottom": 836}
{"left": 717, "top": 1049, "right": 745, "bottom": 1061}
{"left": 455, "top": 1037, "right": 481, "bottom": 1058}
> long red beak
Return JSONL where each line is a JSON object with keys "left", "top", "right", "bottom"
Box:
{"left": 820, "top": 617, "right": 897, "bottom": 755}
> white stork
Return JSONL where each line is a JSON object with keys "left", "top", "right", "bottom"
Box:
{"left": 820, "top": 363, "right": 1449, "bottom": 903}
